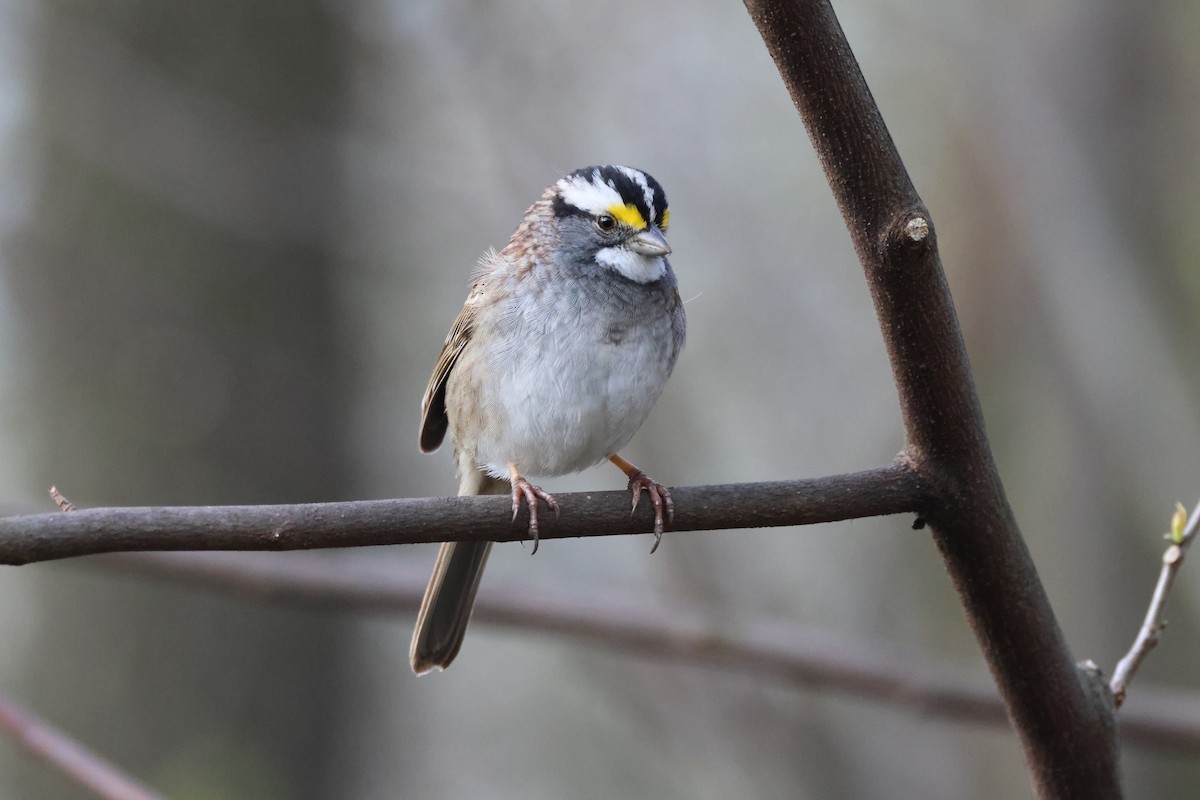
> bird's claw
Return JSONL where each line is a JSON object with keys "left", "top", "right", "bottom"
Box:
{"left": 625, "top": 470, "right": 673, "bottom": 553}
{"left": 511, "top": 475, "right": 558, "bottom": 555}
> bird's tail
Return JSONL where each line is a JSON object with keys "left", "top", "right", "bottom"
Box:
{"left": 410, "top": 467, "right": 509, "bottom": 674}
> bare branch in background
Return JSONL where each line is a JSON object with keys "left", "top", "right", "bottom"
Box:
{"left": 0, "top": 464, "right": 925, "bottom": 565}
{"left": 742, "top": 1, "right": 1120, "bottom": 796}
{"left": 0, "top": 695, "right": 163, "bottom": 800}
{"left": 1111, "top": 500, "right": 1200, "bottom": 707}
{"left": 92, "top": 550, "right": 1200, "bottom": 752}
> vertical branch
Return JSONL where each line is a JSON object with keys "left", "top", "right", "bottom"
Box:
{"left": 741, "top": 1, "right": 1122, "bottom": 797}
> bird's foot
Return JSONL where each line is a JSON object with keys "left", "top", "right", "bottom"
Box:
{"left": 508, "top": 466, "right": 559, "bottom": 555}
{"left": 609, "top": 455, "right": 673, "bottom": 553}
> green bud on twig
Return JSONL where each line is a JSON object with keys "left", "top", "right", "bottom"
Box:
{"left": 1169, "top": 502, "right": 1188, "bottom": 545}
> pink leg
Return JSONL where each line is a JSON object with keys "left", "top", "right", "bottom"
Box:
{"left": 507, "top": 464, "right": 559, "bottom": 555}
{"left": 609, "top": 454, "right": 674, "bottom": 553}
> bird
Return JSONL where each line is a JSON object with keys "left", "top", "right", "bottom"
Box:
{"left": 410, "top": 165, "right": 686, "bottom": 674}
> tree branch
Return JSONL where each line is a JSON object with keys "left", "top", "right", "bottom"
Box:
{"left": 0, "top": 695, "right": 163, "bottom": 800}
{"left": 94, "top": 551, "right": 1200, "bottom": 752}
{"left": 0, "top": 464, "right": 924, "bottom": 566}
{"left": 1110, "top": 500, "right": 1200, "bottom": 707}
{"left": 742, "top": 1, "right": 1121, "bottom": 796}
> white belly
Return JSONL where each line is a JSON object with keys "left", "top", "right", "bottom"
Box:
{"left": 446, "top": 261, "right": 683, "bottom": 480}
{"left": 471, "top": 328, "right": 672, "bottom": 478}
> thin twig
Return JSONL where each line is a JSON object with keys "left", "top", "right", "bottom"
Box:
{"left": 0, "top": 694, "right": 164, "bottom": 800}
{"left": 1110, "top": 499, "right": 1200, "bottom": 707}
{"left": 92, "top": 550, "right": 1200, "bottom": 751}
{"left": 48, "top": 486, "right": 76, "bottom": 513}
{"left": 0, "top": 464, "right": 926, "bottom": 566}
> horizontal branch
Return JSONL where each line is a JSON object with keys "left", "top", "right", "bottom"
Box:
{"left": 0, "top": 463, "right": 925, "bottom": 566}
{"left": 97, "top": 550, "right": 1200, "bottom": 752}
{"left": 0, "top": 694, "right": 163, "bottom": 800}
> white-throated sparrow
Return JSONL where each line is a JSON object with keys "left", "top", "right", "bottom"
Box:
{"left": 410, "top": 165, "right": 686, "bottom": 674}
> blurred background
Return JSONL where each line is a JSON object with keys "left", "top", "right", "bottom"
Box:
{"left": 0, "top": 0, "right": 1198, "bottom": 797}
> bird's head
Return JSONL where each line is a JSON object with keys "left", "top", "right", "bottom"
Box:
{"left": 550, "top": 165, "right": 671, "bottom": 284}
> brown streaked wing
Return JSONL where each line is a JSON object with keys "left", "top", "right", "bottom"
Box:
{"left": 419, "top": 298, "right": 476, "bottom": 453}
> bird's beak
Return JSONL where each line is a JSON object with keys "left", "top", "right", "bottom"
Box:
{"left": 627, "top": 227, "right": 671, "bottom": 257}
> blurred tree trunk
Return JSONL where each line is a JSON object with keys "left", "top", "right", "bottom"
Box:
{"left": 5, "top": 2, "right": 349, "bottom": 797}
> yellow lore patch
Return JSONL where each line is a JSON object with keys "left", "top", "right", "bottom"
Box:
{"left": 607, "top": 203, "right": 648, "bottom": 231}
{"left": 660, "top": 209, "right": 670, "bottom": 231}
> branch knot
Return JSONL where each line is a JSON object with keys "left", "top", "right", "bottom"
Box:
{"left": 883, "top": 208, "right": 935, "bottom": 259}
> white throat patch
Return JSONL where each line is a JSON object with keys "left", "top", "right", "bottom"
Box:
{"left": 596, "top": 248, "right": 667, "bottom": 284}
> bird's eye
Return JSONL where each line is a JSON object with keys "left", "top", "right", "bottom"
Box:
{"left": 595, "top": 214, "right": 617, "bottom": 232}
